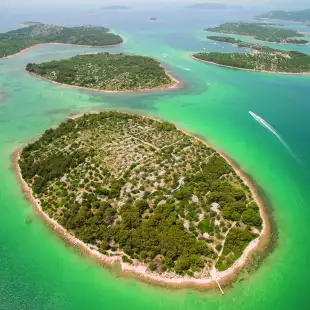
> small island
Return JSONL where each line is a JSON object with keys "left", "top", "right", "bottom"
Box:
{"left": 205, "top": 22, "right": 308, "bottom": 44}
{"left": 16, "top": 111, "right": 268, "bottom": 288}
{"left": 25, "top": 53, "right": 179, "bottom": 92}
{"left": 0, "top": 23, "right": 123, "bottom": 59}
{"left": 149, "top": 18, "right": 158, "bottom": 21}
{"left": 256, "top": 8, "right": 310, "bottom": 22}
{"left": 192, "top": 39, "right": 310, "bottom": 74}
{"left": 207, "top": 35, "right": 280, "bottom": 50}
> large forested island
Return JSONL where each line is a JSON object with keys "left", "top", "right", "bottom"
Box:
{"left": 205, "top": 22, "right": 308, "bottom": 44}
{"left": 25, "top": 53, "right": 177, "bottom": 92}
{"left": 192, "top": 41, "right": 310, "bottom": 74}
{"left": 0, "top": 23, "right": 123, "bottom": 58}
{"left": 256, "top": 9, "right": 310, "bottom": 22}
{"left": 17, "top": 111, "right": 265, "bottom": 283}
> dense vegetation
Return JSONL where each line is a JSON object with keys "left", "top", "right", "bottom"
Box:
{"left": 207, "top": 36, "right": 272, "bottom": 50}
{"left": 0, "top": 23, "right": 123, "bottom": 58}
{"left": 207, "top": 36, "right": 296, "bottom": 53}
{"left": 256, "top": 9, "right": 310, "bottom": 22}
{"left": 193, "top": 41, "right": 310, "bottom": 74}
{"left": 19, "top": 111, "right": 262, "bottom": 277}
{"left": 205, "top": 22, "right": 308, "bottom": 44}
{"left": 26, "top": 53, "right": 174, "bottom": 91}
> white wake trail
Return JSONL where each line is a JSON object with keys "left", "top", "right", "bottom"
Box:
{"left": 249, "top": 111, "right": 301, "bottom": 164}
{"left": 175, "top": 65, "right": 191, "bottom": 71}
{"left": 162, "top": 54, "right": 191, "bottom": 71}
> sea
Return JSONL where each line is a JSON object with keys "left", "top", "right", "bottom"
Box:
{"left": 0, "top": 6, "right": 310, "bottom": 310}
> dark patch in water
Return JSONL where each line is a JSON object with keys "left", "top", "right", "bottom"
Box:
{"left": 0, "top": 91, "right": 6, "bottom": 102}
{"left": 25, "top": 215, "right": 34, "bottom": 225}
{"left": 45, "top": 108, "right": 72, "bottom": 116}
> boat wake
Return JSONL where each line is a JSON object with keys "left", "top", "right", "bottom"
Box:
{"left": 162, "top": 54, "right": 191, "bottom": 71}
{"left": 249, "top": 111, "right": 301, "bottom": 164}
{"left": 175, "top": 65, "right": 191, "bottom": 71}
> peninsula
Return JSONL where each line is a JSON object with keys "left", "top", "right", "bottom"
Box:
{"left": 256, "top": 9, "right": 310, "bottom": 22}
{"left": 0, "top": 23, "right": 123, "bottom": 59}
{"left": 16, "top": 111, "right": 268, "bottom": 288}
{"left": 205, "top": 22, "right": 308, "bottom": 44}
{"left": 25, "top": 53, "right": 179, "bottom": 92}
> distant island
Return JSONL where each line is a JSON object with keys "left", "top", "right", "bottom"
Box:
{"left": 187, "top": 2, "right": 240, "bottom": 9}
{"left": 26, "top": 53, "right": 179, "bottom": 92}
{"left": 0, "top": 23, "right": 123, "bottom": 59}
{"left": 192, "top": 38, "right": 310, "bottom": 74}
{"left": 205, "top": 22, "right": 308, "bottom": 44}
{"left": 102, "top": 5, "right": 130, "bottom": 10}
{"left": 149, "top": 18, "right": 158, "bottom": 21}
{"left": 19, "top": 21, "right": 43, "bottom": 26}
{"left": 206, "top": 35, "right": 298, "bottom": 49}
{"left": 256, "top": 8, "right": 310, "bottom": 22}
{"left": 16, "top": 111, "right": 268, "bottom": 288}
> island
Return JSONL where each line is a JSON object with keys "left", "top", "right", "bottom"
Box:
{"left": 19, "top": 21, "right": 43, "bottom": 26}
{"left": 207, "top": 35, "right": 279, "bottom": 50}
{"left": 0, "top": 23, "right": 123, "bottom": 59}
{"left": 205, "top": 22, "right": 308, "bottom": 44}
{"left": 149, "top": 18, "right": 158, "bottom": 21}
{"left": 256, "top": 8, "right": 310, "bottom": 22}
{"left": 187, "top": 2, "right": 240, "bottom": 10}
{"left": 15, "top": 111, "right": 268, "bottom": 288}
{"left": 25, "top": 53, "right": 179, "bottom": 92}
{"left": 102, "top": 5, "right": 130, "bottom": 10}
{"left": 192, "top": 40, "right": 310, "bottom": 74}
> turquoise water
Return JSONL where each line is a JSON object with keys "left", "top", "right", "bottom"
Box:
{"left": 1, "top": 7, "right": 310, "bottom": 310}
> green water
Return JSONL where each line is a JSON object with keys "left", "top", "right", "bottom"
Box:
{"left": 1, "top": 8, "right": 310, "bottom": 310}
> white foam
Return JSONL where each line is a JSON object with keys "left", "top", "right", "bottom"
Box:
{"left": 249, "top": 111, "right": 301, "bottom": 164}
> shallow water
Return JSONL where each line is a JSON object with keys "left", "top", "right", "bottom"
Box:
{"left": 1, "top": 7, "right": 310, "bottom": 310}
